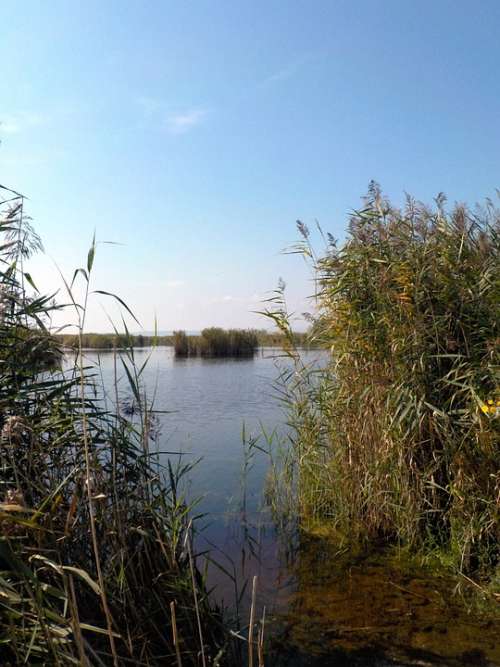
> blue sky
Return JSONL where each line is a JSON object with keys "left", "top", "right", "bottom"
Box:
{"left": 1, "top": 1, "right": 499, "bottom": 332}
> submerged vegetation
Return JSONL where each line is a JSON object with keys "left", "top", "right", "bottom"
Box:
{"left": 0, "top": 185, "right": 249, "bottom": 665}
{"left": 268, "top": 531, "right": 500, "bottom": 666}
{"left": 268, "top": 183, "right": 499, "bottom": 584}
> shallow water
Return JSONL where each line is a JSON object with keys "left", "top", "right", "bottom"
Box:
{"left": 84, "top": 346, "right": 500, "bottom": 666}
{"left": 268, "top": 534, "right": 500, "bottom": 666}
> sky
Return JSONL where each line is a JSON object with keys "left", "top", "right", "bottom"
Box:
{"left": 1, "top": 0, "right": 499, "bottom": 332}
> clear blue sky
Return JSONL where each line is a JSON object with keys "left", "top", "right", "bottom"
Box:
{"left": 1, "top": 1, "right": 499, "bottom": 332}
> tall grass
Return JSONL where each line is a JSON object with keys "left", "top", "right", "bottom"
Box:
{"left": 0, "top": 184, "right": 244, "bottom": 664}
{"left": 267, "top": 184, "right": 499, "bottom": 578}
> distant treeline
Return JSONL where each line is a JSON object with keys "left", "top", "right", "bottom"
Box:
{"left": 57, "top": 333, "right": 174, "bottom": 349}
{"left": 56, "top": 329, "right": 311, "bottom": 351}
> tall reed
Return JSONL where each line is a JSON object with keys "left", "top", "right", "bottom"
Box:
{"left": 266, "top": 184, "right": 499, "bottom": 578}
{"left": 0, "top": 184, "right": 236, "bottom": 664}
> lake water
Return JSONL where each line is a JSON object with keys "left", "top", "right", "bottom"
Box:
{"left": 85, "top": 345, "right": 294, "bottom": 513}
{"left": 83, "top": 346, "right": 500, "bottom": 667}
{"left": 83, "top": 346, "right": 300, "bottom": 604}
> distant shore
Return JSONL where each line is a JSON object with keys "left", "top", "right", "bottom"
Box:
{"left": 56, "top": 329, "right": 313, "bottom": 351}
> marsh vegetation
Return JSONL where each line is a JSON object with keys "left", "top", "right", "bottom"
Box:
{"left": 173, "top": 328, "right": 260, "bottom": 358}
{"left": 266, "top": 183, "right": 499, "bottom": 588}
{"left": 1, "top": 179, "right": 498, "bottom": 667}
{"left": 0, "top": 184, "right": 255, "bottom": 666}
{"left": 57, "top": 330, "right": 310, "bottom": 353}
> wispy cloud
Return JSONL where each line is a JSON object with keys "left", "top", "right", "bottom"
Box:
{"left": 209, "top": 294, "right": 242, "bottom": 305}
{"left": 135, "top": 97, "right": 209, "bottom": 135}
{"left": 259, "top": 50, "right": 325, "bottom": 89}
{"left": 210, "top": 293, "right": 265, "bottom": 305}
{"left": 0, "top": 112, "right": 46, "bottom": 135}
{"left": 165, "top": 279, "right": 185, "bottom": 288}
{"left": 165, "top": 109, "right": 208, "bottom": 135}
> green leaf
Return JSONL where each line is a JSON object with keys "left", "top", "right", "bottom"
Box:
{"left": 71, "top": 267, "right": 88, "bottom": 287}
{"left": 92, "top": 290, "right": 141, "bottom": 326}
{"left": 87, "top": 232, "right": 96, "bottom": 273}
{"left": 23, "top": 272, "right": 39, "bottom": 293}
{"left": 121, "top": 358, "right": 141, "bottom": 405}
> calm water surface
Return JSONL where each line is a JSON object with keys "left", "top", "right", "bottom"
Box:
{"left": 85, "top": 345, "right": 294, "bottom": 514}
{"left": 84, "top": 346, "right": 298, "bottom": 604}
{"left": 83, "top": 346, "right": 500, "bottom": 667}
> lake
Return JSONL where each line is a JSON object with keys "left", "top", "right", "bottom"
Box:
{"left": 84, "top": 345, "right": 294, "bottom": 513}
{"left": 82, "top": 346, "right": 500, "bottom": 667}
{"left": 82, "top": 346, "right": 300, "bottom": 605}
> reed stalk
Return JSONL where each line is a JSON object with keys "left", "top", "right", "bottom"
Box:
{"left": 170, "top": 601, "right": 183, "bottom": 667}
{"left": 248, "top": 575, "right": 258, "bottom": 667}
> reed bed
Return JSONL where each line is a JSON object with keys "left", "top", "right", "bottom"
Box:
{"left": 173, "top": 328, "right": 259, "bottom": 358}
{"left": 266, "top": 184, "right": 499, "bottom": 580}
{"left": 0, "top": 184, "right": 264, "bottom": 665}
{"left": 58, "top": 330, "right": 309, "bottom": 351}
